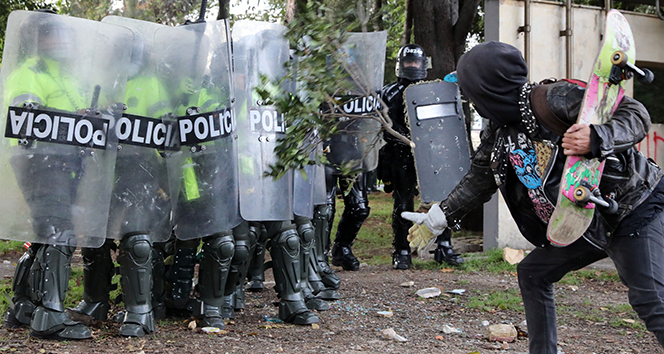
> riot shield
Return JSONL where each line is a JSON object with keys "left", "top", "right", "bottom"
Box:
{"left": 233, "top": 20, "right": 293, "bottom": 221}
{"left": 0, "top": 11, "right": 132, "bottom": 247}
{"left": 99, "top": 16, "right": 171, "bottom": 242}
{"left": 154, "top": 20, "right": 241, "bottom": 240}
{"left": 293, "top": 164, "right": 315, "bottom": 218}
{"left": 405, "top": 81, "right": 471, "bottom": 204}
{"left": 324, "top": 31, "right": 387, "bottom": 174}
{"left": 292, "top": 129, "right": 320, "bottom": 218}
{"left": 313, "top": 162, "right": 327, "bottom": 206}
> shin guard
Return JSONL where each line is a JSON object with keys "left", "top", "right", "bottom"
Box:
{"left": 118, "top": 234, "right": 154, "bottom": 337}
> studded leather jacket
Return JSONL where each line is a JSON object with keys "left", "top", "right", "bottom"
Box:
{"left": 440, "top": 81, "right": 662, "bottom": 249}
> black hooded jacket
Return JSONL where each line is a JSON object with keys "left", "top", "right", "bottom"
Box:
{"left": 441, "top": 42, "right": 662, "bottom": 249}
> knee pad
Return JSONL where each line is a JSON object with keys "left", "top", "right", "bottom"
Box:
{"left": 204, "top": 233, "right": 235, "bottom": 259}
{"left": 273, "top": 229, "right": 300, "bottom": 255}
{"left": 314, "top": 205, "right": 332, "bottom": 222}
{"left": 233, "top": 241, "right": 250, "bottom": 264}
{"left": 231, "top": 224, "right": 255, "bottom": 264}
{"left": 120, "top": 234, "right": 152, "bottom": 264}
{"left": 297, "top": 222, "right": 315, "bottom": 244}
{"left": 347, "top": 204, "right": 370, "bottom": 223}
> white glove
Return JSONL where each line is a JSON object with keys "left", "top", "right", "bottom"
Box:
{"left": 401, "top": 204, "right": 448, "bottom": 253}
{"left": 401, "top": 203, "right": 448, "bottom": 234}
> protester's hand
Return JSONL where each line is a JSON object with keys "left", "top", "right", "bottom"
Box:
{"left": 406, "top": 223, "right": 434, "bottom": 254}
{"left": 402, "top": 204, "right": 448, "bottom": 253}
{"left": 562, "top": 124, "right": 591, "bottom": 156}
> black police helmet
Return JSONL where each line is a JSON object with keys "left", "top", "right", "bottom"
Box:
{"left": 396, "top": 44, "right": 427, "bottom": 81}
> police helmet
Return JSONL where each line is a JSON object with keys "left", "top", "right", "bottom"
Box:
{"left": 35, "top": 11, "right": 74, "bottom": 61}
{"left": 395, "top": 44, "right": 427, "bottom": 81}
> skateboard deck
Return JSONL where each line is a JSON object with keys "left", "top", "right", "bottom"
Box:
{"left": 547, "top": 10, "right": 635, "bottom": 246}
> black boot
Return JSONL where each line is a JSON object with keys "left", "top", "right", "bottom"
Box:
{"left": 431, "top": 229, "right": 464, "bottom": 266}
{"left": 392, "top": 249, "right": 412, "bottom": 270}
{"left": 331, "top": 243, "right": 360, "bottom": 271}
{"left": 5, "top": 245, "right": 38, "bottom": 329}
{"left": 269, "top": 224, "right": 319, "bottom": 325}
{"left": 432, "top": 240, "right": 464, "bottom": 266}
{"left": 70, "top": 240, "right": 116, "bottom": 321}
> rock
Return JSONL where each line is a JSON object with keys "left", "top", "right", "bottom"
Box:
{"left": 503, "top": 247, "right": 525, "bottom": 265}
{"left": 312, "top": 323, "right": 320, "bottom": 329}
{"left": 481, "top": 320, "right": 490, "bottom": 326}
{"left": 377, "top": 310, "right": 393, "bottom": 317}
{"left": 400, "top": 281, "right": 415, "bottom": 287}
{"left": 488, "top": 323, "right": 517, "bottom": 342}
{"left": 416, "top": 287, "right": 441, "bottom": 298}
{"left": 201, "top": 327, "right": 227, "bottom": 334}
{"left": 441, "top": 324, "right": 462, "bottom": 334}
{"left": 381, "top": 328, "right": 408, "bottom": 342}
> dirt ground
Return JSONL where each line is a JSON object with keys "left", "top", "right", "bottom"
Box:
{"left": 0, "top": 255, "right": 662, "bottom": 354}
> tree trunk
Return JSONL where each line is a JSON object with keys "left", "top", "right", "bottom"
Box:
{"left": 372, "top": 0, "right": 383, "bottom": 31}
{"left": 217, "top": 0, "right": 229, "bottom": 19}
{"left": 400, "top": 0, "right": 413, "bottom": 46}
{"left": 411, "top": 0, "right": 480, "bottom": 79}
{"left": 286, "top": 0, "right": 309, "bottom": 25}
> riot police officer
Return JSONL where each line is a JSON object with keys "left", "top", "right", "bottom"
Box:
{"left": 379, "top": 44, "right": 463, "bottom": 269}
{"left": 2, "top": 10, "right": 132, "bottom": 339}
{"left": 70, "top": 17, "right": 172, "bottom": 337}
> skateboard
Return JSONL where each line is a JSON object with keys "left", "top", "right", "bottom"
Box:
{"left": 547, "top": 9, "right": 654, "bottom": 246}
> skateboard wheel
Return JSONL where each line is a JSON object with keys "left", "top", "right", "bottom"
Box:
{"left": 611, "top": 51, "right": 627, "bottom": 67}
{"left": 574, "top": 186, "right": 591, "bottom": 203}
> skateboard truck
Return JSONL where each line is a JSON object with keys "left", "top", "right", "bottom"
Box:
{"left": 573, "top": 180, "right": 619, "bottom": 214}
{"left": 609, "top": 51, "right": 655, "bottom": 85}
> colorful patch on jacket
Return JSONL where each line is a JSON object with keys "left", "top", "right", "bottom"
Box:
{"left": 507, "top": 132, "right": 555, "bottom": 223}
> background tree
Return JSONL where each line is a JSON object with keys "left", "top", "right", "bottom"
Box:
{"left": 408, "top": 0, "right": 481, "bottom": 80}
{"left": 0, "top": 0, "right": 49, "bottom": 62}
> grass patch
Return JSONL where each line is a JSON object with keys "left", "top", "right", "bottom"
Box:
{"left": 0, "top": 241, "right": 25, "bottom": 257}
{"left": 457, "top": 248, "right": 517, "bottom": 274}
{"left": 560, "top": 268, "right": 621, "bottom": 285}
{"left": 330, "top": 191, "right": 395, "bottom": 266}
{"left": 0, "top": 278, "right": 12, "bottom": 319}
{"left": 465, "top": 288, "right": 523, "bottom": 312}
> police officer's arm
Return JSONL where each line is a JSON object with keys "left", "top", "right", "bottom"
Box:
{"left": 439, "top": 121, "right": 500, "bottom": 228}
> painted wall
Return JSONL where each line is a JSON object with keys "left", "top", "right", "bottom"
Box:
{"left": 482, "top": 0, "right": 664, "bottom": 250}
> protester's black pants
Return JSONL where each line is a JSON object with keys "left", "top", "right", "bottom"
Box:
{"left": 518, "top": 212, "right": 664, "bottom": 353}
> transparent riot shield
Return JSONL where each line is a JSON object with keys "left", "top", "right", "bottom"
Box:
{"left": 233, "top": 20, "right": 293, "bottom": 221}
{"left": 312, "top": 162, "right": 327, "bottom": 206}
{"left": 324, "top": 31, "right": 387, "bottom": 174}
{"left": 292, "top": 130, "right": 319, "bottom": 218}
{"left": 155, "top": 19, "right": 241, "bottom": 240}
{"left": 293, "top": 164, "right": 315, "bottom": 218}
{"left": 0, "top": 11, "right": 132, "bottom": 247}
{"left": 405, "top": 81, "right": 471, "bottom": 204}
{"left": 99, "top": 16, "right": 171, "bottom": 242}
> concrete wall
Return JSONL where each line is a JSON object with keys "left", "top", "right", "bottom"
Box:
{"left": 482, "top": 0, "right": 664, "bottom": 250}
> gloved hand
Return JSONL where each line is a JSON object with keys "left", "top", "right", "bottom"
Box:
{"left": 401, "top": 204, "right": 448, "bottom": 253}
